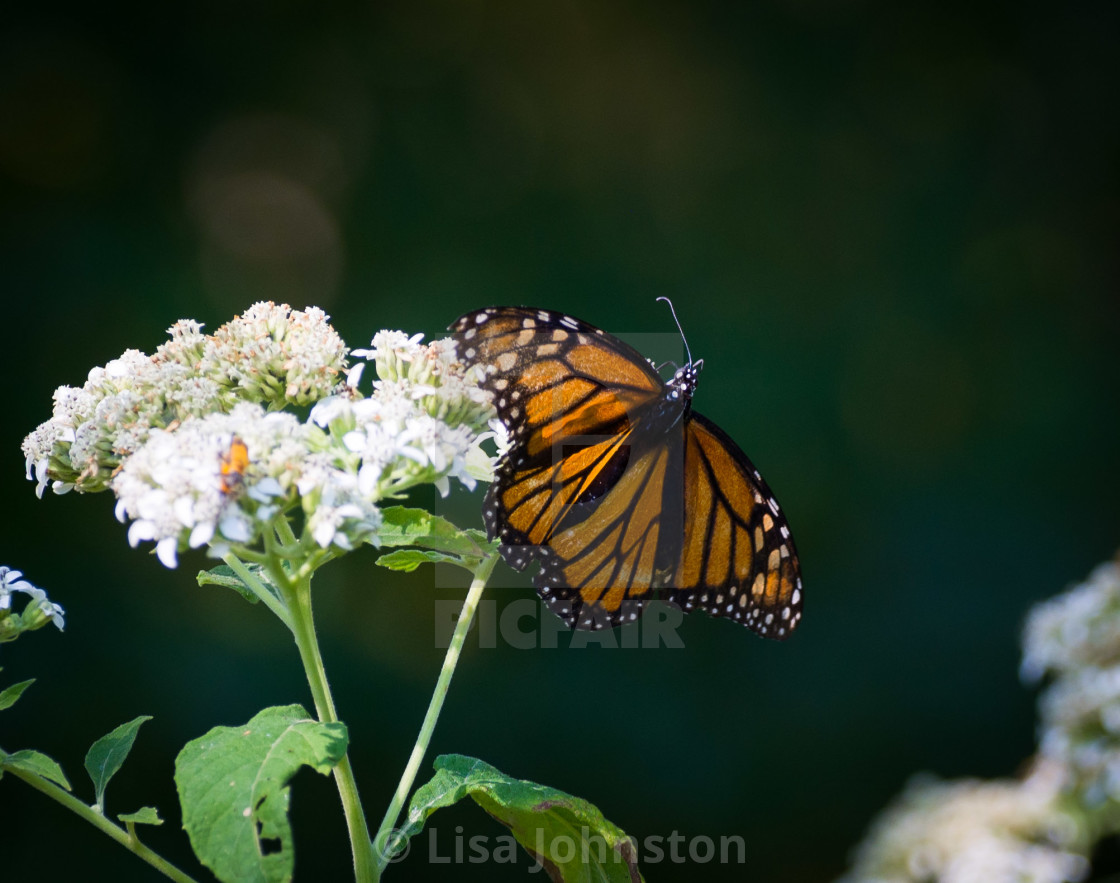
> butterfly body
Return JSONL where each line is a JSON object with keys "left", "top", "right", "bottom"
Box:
{"left": 451, "top": 306, "right": 802, "bottom": 640}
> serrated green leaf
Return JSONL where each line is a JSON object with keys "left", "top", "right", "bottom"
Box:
{"left": 2, "top": 749, "right": 71, "bottom": 790}
{"left": 375, "top": 506, "right": 489, "bottom": 559}
{"left": 119, "top": 806, "right": 163, "bottom": 825}
{"left": 175, "top": 704, "right": 348, "bottom": 883}
{"left": 0, "top": 678, "right": 34, "bottom": 711}
{"left": 196, "top": 564, "right": 269, "bottom": 604}
{"left": 463, "top": 528, "right": 491, "bottom": 546}
{"left": 85, "top": 715, "right": 152, "bottom": 810}
{"left": 375, "top": 549, "right": 464, "bottom": 572}
{"left": 396, "top": 754, "right": 643, "bottom": 883}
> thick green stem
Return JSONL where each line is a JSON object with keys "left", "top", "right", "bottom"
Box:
{"left": 372, "top": 552, "right": 498, "bottom": 872}
{"left": 6, "top": 765, "right": 200, "bottom": 883}
{"left": 282, "top": 570, "right": 376, "bottom": 883}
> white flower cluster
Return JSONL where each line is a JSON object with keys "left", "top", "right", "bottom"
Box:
{"left": 22, "top": 304, "right": 348, "bottom": 496}
{"left": 839, "top": 766, "right": 1087, "bottom": 883}
{"left": 315, "top": 330, "right": 501, "bottom": 500}
{"left": 1, "top": 566, "right": 65, "bottom": 642}
{"left": 24, "top": 307, "right": 499, "bottom": 570}
{"left": 1023, "top": 560, "right": 1120, "bottom": 828}
{"left": 354, "top": 330, "right": 494, "bottom": 428}
{"left": 111, "top": 403, "right": 310, "bottom": 567}
{"left": 22, "top": 344, "right": 225, "bottom": 496}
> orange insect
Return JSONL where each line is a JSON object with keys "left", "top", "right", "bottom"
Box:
{"left": 219, "top": 436, "right": 250, "bottom": 496}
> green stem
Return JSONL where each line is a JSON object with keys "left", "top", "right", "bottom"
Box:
{"left": 274, "top": 512, "right": 300, "bottom": 547}
{"left": 222, "top": 553, "right": 293, "bottom": 631}
{"left": 6, "top": 766, "right": 200, "bottom": 883}
{"left": 372, "top": 551, "right": 498, "bottom": 873}
{"left": 282, "top": 569, "right": 376, "bottom": 883}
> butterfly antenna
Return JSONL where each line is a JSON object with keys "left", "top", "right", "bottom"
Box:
{"left": 656, "top": 297, "right": 694, "bottom": 367}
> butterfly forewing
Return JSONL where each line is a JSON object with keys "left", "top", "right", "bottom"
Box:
{"left": 452, "top": 308, "right": 664, "bottom": 467}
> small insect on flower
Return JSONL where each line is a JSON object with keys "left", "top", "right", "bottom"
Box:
{"left": 219, "top": 435, "right": 250, "bottom": 496}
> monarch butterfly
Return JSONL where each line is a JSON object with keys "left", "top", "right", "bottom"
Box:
{"left": 219, "top": 435, "right": 250, "bottom": 497}
{"left": 451, "top": 303, "right": 802, "bottom": 640}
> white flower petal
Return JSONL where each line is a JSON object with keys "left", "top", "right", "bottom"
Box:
{"left": 155, "top": 537, "right": 179, "bottom": 568}
{"left": 128, "top": 520, "right": 158, "bottom": 546}
{"left": 189, "top": 522, "right": 215, "bottom": 548}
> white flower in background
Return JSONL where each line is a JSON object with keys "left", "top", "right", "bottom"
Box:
{"left": 1022, "top": 560, "right": 1120, "bottom": 829}
{"left": 154, "top": 318, "right": 208, "bottom": 367}
{"left": 838, "top": 765, "right": 1087, "bottom": 883}
{"left": 1, "top": 566, "right": 37, "bottom": 613}
{"left": 1022, "top": 561, "right": 1120, "bottom": 681}
{"left": 841, "top": 559, "right": 1120, "bottom": 883}
{"left": 1, "top": 566, "right": 65, "bottom": 642}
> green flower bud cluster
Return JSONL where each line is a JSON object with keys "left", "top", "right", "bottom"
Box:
{"left": 204, "top": 302, "right": 349, "bottom": 408}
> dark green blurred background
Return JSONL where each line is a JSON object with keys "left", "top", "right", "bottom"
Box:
{"left": 2, "top": 2, "right": 1118, "bottom": 881}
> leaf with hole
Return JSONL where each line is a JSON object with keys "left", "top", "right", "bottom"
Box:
{"left": 175, "top": 704, "right": 348, "bottom": 883}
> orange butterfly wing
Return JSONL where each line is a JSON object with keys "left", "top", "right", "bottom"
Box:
{"left": 534, "top": 441, "right": 680, "bottom": 628}
{"left": 453, "top": 307, "right": 663, "bottom": 467}
{"left": 669, "top": 414, "right": 803, "bottom": 639}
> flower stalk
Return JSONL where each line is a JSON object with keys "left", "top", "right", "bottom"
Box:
{"left": 278, "top": 564, "right": 377, "bottom": 883}
{"left": 373, "top": 549, "right": 499, "bottom": 873}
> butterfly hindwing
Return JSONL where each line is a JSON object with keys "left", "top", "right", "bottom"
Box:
{"left": 669, "top": 414, "right": 803, "bottom": 640}
{"left": 535, "top": 441, "right": 682, "bottom": 628}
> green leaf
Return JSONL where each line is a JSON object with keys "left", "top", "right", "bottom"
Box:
{"left": 375, "top": 549, "right": 465, "bottom": 573}
{"left": 85, "top": 715, "right": 152, "bottom": 810}
{"left": 375, "top": 507, "right": 492, "bottom": 560}
{"left": 196, "top": 564, "right": 268, "bottom": 604}
{"left": 2, "top": 749, "right": 71, "bottom": 790}
{"left": 0, "top": 678, "right": 34, "bottom": 711}
{"left": 397, "top": 754, "right": 643, "bottom": 883}
{"left": 175, "top": 704, "right": 348, "bottom": 883}
{"left": 119, "top": 806, "right": 163, "bottom": 825}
